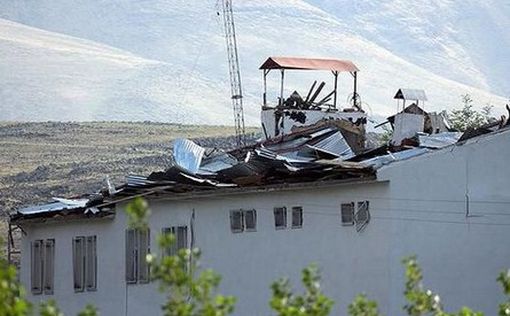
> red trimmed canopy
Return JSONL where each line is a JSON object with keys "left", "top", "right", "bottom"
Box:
{"left": 260, "top": 57, "right": 359, "bottom": 72}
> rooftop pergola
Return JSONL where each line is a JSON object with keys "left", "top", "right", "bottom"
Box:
{"left": 259, "top": 57, "right": 360, "bottom": 109}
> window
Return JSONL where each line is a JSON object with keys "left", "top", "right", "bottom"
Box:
{"left": 126, "top": 228, "right": 150, "bottom": 284}
{"left": 73, "top": 237, "right": 84, "bottom": 292}
{"left": 162, "top": 226, "right": 188, "bottom": 256}
{"left": 31, "top": 239, "right": 54, "bottom": 295}
{"left": 43, "top": 239, "right": 55, "bottom": 295}
{"left": 355, "top": 201, "right": 370, "bottom": 231}
{"left": 274, "top": 207, "right": 287, "bottom": 229}
{"left": 291, "top": 206, "right": 303, "bottom": 228}
{"left": 31, "top": 240, "right": 43, "bottom": 294}
{"left": 230, "top": 209, "right": 257, "bottom": 233}
{"left": 73, "top": 236, "right": 97, "bottom": 292}
{"left": 85, "top": 236, "right": 97, "bottom": 291}
{"left": 244, "top": 209, "right": 257, "bottom": 231}
{"left": 230, "top": 210, "right": 244, "bottom": 233}
{"left": 341, "top": 203, "right": 355, "bottom": 225}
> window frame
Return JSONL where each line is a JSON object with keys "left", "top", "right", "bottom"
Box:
{"left": 85, "top": 236, "right": 97, "bottom": 291}
{"left": 291, "top": 206, "right": 303, "bottom": 229}
{"left": 125, "top": 228, "right": 150, "bottom": 284}
{"left": 43, "top": 239, "right": 55, "bottom": 295}
{"left": 31, "top": 239, "right": 44, "bottom": 295}
{"left": 31, "top": 239, "right": 55, "bottom": 295}
{"left": 243, "top": 209, "right": 257, "bottom": 232}
{"left": 230, "top": 209, "right": 244, "bottom": 233}
{"left": 125, "top": 229, "right": 137, "bottom": 284}
{"left": 162, "top": 226, "right": 189, "bottom": 256}
{"left": 273, "top": 207, "right": 287, "bottom": 230}
{"left": 341, "top": 202, "right": 355, "bottom": 226}
{"left": 72, "top": 236, "right": 86, "bottom": 292}
{"left": 355, "top": 201, "right": 371, "bottom": 231}
{"left": 73, "top": 236, "right": 97, "bottom": 292}
{"left": 137, "top": 228, "right": 150, "bottom": 284}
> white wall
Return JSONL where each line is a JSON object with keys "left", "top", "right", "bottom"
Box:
{"left": 21, "top": 181, "right": 391, "bottom": 316}
{"left": 261, "top": 108, "right": 366, "bottom": 139}
{"left": 19, "top": 128, "right": 510, "bottom": 315}
{"left": 378, "top": 128, "right": 510, "bottom": 315}
{"left": 21, "top": 218, "right": 130, "bottom": 315}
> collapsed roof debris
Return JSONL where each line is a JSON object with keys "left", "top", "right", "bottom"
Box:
{"left": 458, "top": 105, "right": 510, "bottom": 142}
{"left": 12, "top": 196, "right": 114, "bottom": 222}
{"left": 417, "top": 132, "right": 462, "bottom": 149}
{"left": 173, "top": 138, "right": 206, "bottom": 174}
{"left": 9, "top": 59, "right": 510, "bottom": 223}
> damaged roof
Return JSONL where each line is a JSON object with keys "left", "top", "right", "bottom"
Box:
{"left": 260, "top": 57, "right": 359, "bottom": 73}
{"left": 10, "top": 103, "right": 510, "bottom": 224}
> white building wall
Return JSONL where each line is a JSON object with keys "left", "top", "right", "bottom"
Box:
{"left": 21, "top": 218, "right": 130, "bottom": 315}
{"left": 21, "top": 181, "right": 391, "bottom": 316}
{"left": 19, "top": 128, "right": 510, "bottom": 315}
{"left": 378, "top": 129, "right": 510, "bottom": 315}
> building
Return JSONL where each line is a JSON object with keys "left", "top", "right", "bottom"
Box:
{"left": 9, "top": 58, "right": 510, "bottom": 315}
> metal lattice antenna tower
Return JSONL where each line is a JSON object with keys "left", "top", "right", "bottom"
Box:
{"left": 221, "top": 0, "right": 246, "bottom": 147}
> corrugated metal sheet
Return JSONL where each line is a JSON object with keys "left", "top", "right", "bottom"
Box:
{"left": 418, "top": 132, "right": 462, "bottom": 148}
{"left": 394, "top": 89, "right": 428, "bottom": 101}
{"left": 361, "top": 147, "right": 430, "bottom": 169}
{"left": 306, "top": 131, "right": 354, "bottom": 159}
{"left": 19, "top": 198, "right": 88, "bottom": 215}
{"left": 126, "top": 174, "right": 175, "bottom": 187}
{"left": 260, "top": 57, "right": 359, "bottom": 72}
{"left": 264, "top": 136, "right": 310, "bottom": 152}
{"left": 173, "top": 139, "right": 205, "bottom": 174}
{"left": 198, "top": 153, "right": 238, "bottom": 175}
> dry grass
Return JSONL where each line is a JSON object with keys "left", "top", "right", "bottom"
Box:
{"left": 0, "top": 121, "right": 259, "bottom": 213}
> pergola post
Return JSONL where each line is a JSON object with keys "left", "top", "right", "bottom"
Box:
{"left": 353, "top": 71, "right": 359, "bottom": 109}
{"left": 280, "top": 69, "right": 285, "bottom": 106}
{"left": 333, "top": 71, "right": 338, "bottom": 109}
{"left": 263, "top": 69, "right": 269, "bottom": 107}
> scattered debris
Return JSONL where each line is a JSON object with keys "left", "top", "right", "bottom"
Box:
{"left": 417, "top": 132, "right": 462, "bottom": 149}
{"left": 9, "top": 61, "right": 510, "bottom": 224}
{"left": 172, "top": 138, "right": 206, "bottom": 174}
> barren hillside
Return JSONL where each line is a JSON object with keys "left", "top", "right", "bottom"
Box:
{"left": 0, "top": 122, "right": 259, "bottom": 213}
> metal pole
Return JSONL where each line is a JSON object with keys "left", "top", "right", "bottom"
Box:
{"left": 353, "top": 71, "right": 358, "bottom": 108}
{"left": 263, "top": 70, "right": 268, "bottom": 107}
{"left": 280, "top": 69, "right": 285, "bottom": 106}
{"left": 221, "top": 0, "right": 245, "bottom": 147}
{"left": 333, "top": 71, "right": 338, "bottom": 109}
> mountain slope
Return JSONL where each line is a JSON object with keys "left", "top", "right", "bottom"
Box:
{"left": 307, "top": 0, "right": 510, "bottom": 96}
{"left": 0, "top": 19, "right": 258, "bottom": 124}
{"left": 0, "top": 0, "right": 507, "bottom": 124}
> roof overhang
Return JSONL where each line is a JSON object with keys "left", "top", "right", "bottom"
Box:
{"left": 115, "top": 176, "right": 383, "bottom": 204}
{"left": 260, "top": 57, "right": 359, "bottom": 73}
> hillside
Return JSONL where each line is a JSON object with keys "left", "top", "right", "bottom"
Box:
{"left": 0, "top": 0, "right": 508, "bottom": 124}
{"left": 308, "top": 0, "right": 510, "bottom": 96}
{"left": 0, "top": 122, "right": 259, "bottom": 212}
{"left": 0, "top": 19, "right": 253, "bottom": 125}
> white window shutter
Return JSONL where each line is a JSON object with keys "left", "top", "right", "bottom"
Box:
{"left": 137, "top": 228, "right": 150, "bottom": 283}
{"left": 125, "top": 229, "right": 137, "bottom": 283}
{"left": 73, "top": 237, "right": 85, "bottom": 292}
{"left": 31, "top": 240, "right": 43, "bottom": 295}
{"left": 85, "top": 236, "right": 97, "bottom": 291}
{"left": 43, "top": 239, "right": 55, "bottom": 295}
